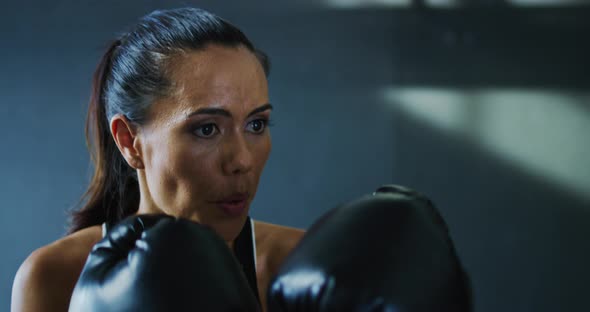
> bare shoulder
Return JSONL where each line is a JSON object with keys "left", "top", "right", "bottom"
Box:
{"left": 11, "top": 225, "right": 102, "bottom": 312}
{"left": 254, "top": 220, "right": 305, "bottom": 246}
{"left": 253, "top": 220, "right": 305, "bottom": 269}
{"left": 252, "top": 220, "right": 306, "bottom": 310}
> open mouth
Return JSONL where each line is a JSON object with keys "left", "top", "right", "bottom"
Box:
{"left": 216, "top": 199, "right": 247, "bottom": 217}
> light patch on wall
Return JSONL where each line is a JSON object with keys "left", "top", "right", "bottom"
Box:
{"left": 384, "top": 88, "right": 470, "bottom": 131}
{"left": 383, "top": 87, "right": 590, "bottom": 199}
{"left": 425, "top": 0, "right": 463, "bottom": 8}
{"left": 322, "top": 0, "right": 410, "bottom": 9}
{"left": 323, "top": 0, "right": 586, "bottom": 8}
{"left": 507, "top": 0, "right": 589, "bottom": 7}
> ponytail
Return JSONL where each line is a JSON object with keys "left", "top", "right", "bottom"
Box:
{"left": 67, "top": 7, "right": 271, "bottom": 234}
{"left": 68, "top": 40, "right": 140, "bottom": 234}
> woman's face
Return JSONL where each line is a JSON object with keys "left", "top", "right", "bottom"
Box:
{"left": 135, "top": 44, "right": 271, "bottom": 241}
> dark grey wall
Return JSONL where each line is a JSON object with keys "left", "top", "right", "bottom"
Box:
{"left": 2, "top": 1, "right": 589, "bottom": 311}
{"left": 388, "top": 7, "right": 590, "bottom": 311}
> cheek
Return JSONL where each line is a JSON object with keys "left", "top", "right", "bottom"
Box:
{"left": 174, "top": 140, "right": 220, "bottom": 186}
{"left": 145, "top": 132, "right": 219, "bottom": 197}
{"left": 254, "top": 136, "right": 271, "bottom": 171}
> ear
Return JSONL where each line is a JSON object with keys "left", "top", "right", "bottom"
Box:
{"left": 110, "top": 114, "right": 145, "bottom": 170}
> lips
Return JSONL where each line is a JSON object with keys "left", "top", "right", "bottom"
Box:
{"left": 214, "top": 193, "right": 249, "bottom": 217}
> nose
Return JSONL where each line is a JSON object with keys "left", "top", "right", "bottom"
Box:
{"left": 221, "top": 131, "right": 254, "bottom": 176}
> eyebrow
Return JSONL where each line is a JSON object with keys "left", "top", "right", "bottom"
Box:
{"left": 186, "top": 103, "right": 273, "bottom": 119}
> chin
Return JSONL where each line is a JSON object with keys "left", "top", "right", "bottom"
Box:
{"left": 176, "top": 202, "right": 250, "bottom": 242}
{"left": 209, "top": 213, "right": 250, "bottom": 243}
{"left": 186, "top": 209, "right": 250, "bottom": 242}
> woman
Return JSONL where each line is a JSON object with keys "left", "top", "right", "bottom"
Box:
{"left": 11, "top": 7, "right": 304, "bottom": 312}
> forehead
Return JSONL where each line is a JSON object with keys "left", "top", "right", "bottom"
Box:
{"left": 148, "top": 44, "right": 269, "bottom": 123}
{"left": 167, "top": 44, "right": 267, "bottom": 108}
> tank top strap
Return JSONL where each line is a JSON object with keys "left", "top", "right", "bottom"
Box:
{"left": 233, "top": 216, "right": 261, "bottom": 306}
{"left": 101, "top": 222, "right": 109, "bottom": 239}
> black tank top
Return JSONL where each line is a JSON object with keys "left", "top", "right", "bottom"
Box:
{"left": 102, "top": 216, "right": 261, "bottom": 307}
{"left": 233, "top": 217, "right": 261, "bottom": 306}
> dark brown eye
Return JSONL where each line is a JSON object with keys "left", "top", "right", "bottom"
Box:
{"left": 194, "top": 123, "right": 218, "bottom": 138}
{"left": 247, "top": 119, "right": 267, "bottom": 134}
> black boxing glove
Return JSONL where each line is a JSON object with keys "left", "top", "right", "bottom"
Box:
{"left": 267, "top": 185, "right": 472, "bottom": 312}
{"left": 69, "top": 214, "right": 260, "bottom": 312}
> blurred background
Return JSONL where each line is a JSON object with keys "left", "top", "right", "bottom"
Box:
{"left": 1, "top": 0, "right": 589, "bottom": 311}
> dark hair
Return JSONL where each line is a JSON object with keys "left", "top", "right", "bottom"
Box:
{"left": 68, "top": 7, "right": 270, "bottom": 234}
